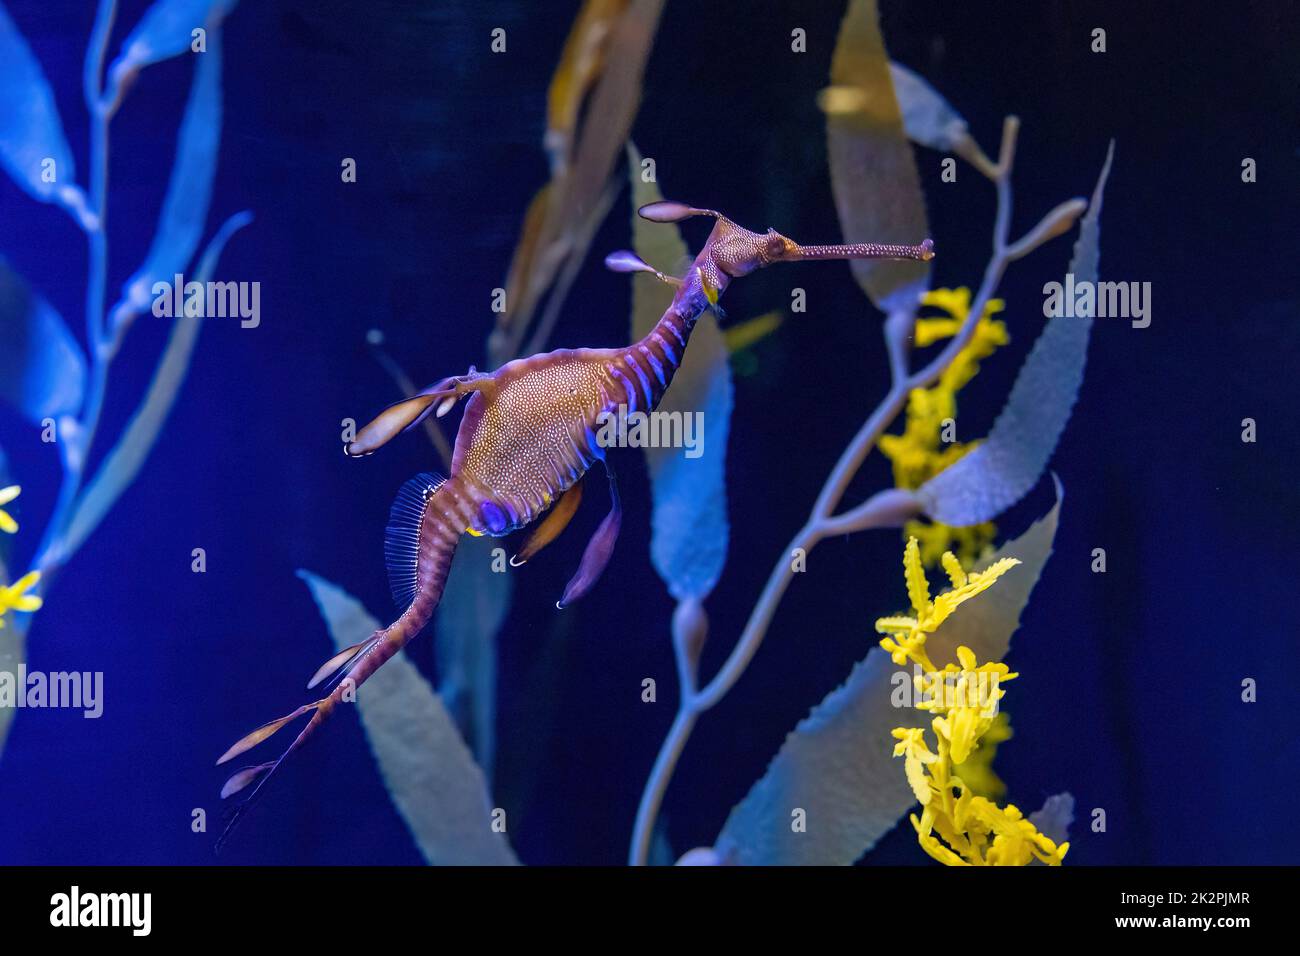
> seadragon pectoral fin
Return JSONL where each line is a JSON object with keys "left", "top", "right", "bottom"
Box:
{"left": 557, "top": 462, "right": 621, "bottom": 609}
{"left": 345, "top": 370, "right": 491, "bottom": 458}
{"left": 345, "top": 393, "right": 447, "bottom": 458}
{"left": 511, "top": 476, "right": 585, "bottom": 567}
{"left": 637, "top": 200, "right": 722, "bottom": 223}
{"left": 604, "top": 250, "right": 683, "bottom": 288}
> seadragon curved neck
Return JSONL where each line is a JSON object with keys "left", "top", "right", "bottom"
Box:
{"left": 628, "top": 253, "right": 726, "bottom": 402}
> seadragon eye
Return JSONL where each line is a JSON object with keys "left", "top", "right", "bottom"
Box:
{"left": 765, "top": 230, "right": 788, "bottom": 258}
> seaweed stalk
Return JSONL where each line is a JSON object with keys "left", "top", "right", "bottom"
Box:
{"left": 28, "top": 0, "right": 119, "bottom": 588}
{"left": 630, "top": 116, "right": 1088, "bottom": 865}
{"left": 0, "top": 0, "right": 248, "bottom": 755}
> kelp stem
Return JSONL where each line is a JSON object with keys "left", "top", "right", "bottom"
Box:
{"left": 630, "top": 117, "right": 1046, "bottom": 866}
{"left": 628, "top": 709, "right": 697, "bottom": 867}
{"left": 28, "top": 0, "right": 118, "bottom": 595}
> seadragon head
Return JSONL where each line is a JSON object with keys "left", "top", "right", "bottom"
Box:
{"left": 629, "top": 199, "right": 933, "bottom": 280}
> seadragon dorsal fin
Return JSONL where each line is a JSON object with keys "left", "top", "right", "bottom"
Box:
{"left": 385, "top": 471, "right": 445, "bottom": 611}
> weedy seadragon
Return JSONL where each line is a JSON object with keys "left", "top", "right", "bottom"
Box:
{"left": 215, "top": 201, "right": 933, "bottom": 847}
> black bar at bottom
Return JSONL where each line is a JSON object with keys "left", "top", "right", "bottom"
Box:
{"left": 0, "top": 865, "right": 1281, "bottom": 940}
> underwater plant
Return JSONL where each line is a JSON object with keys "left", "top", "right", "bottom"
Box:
{"left": 0, "top": 0, "right": 249, "bottom": 753}
{"left": 209, "top": 0, "right": 1109, "bottom": 866}
{"left": 630, "top": 0, "right": 1110, "bottom": 865}
{"left": 264, "top": 0, "right": 670, "bottom": 864}
{"left": 215, "top": 190, "right": 934, "bottom": 845}
{"left": 879, "top": 287, "right": 1008, "bottom": 566}
{"left": 877, "top": 537, "right": 1069, "bottom": 865}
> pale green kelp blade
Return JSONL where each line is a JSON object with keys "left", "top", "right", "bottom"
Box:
{"left": 715, "top": 489, "right": 1061, "bottom": 865}
{"left": 919, "top": 144, "right": 1114, "bottom": 525}
{"left": 821, "top": 0, "right": 931, "bottom": 312}
{"left": 628, "top": 145, "right": 733, "bottom": 601}
{"left": 434, "top": 535, "right": 511, "bottom": 784}
{"left": 298, "top": 570, "right": 519, "bottom": 865}
{"left": 887, "top": 61, "right": 969, "bottom": 154}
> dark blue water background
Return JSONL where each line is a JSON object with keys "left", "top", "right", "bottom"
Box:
{"left": 0, "top": 0, "right": 1296, "bottom": 864}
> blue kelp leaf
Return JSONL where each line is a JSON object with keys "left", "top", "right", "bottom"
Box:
{"left": 919, "top": 144, "right": 1114, "bottom": 525}
{"left": 297, "top": 570, "right": 520, "bottom": 866}
{"left": 888, "top": 62, "right": 968, "bottom": 153}
{"left": 0, "top": 4, "right": 83, "bottom": 213}
{"left": 715, "top": 492, "right": 1060, "bottom": 865}
{"left": 435, "top": 534, "right": 512, "bottom": 783}
{"left": 819, "top": 0, "right": 931, "bottom": 312}
{"left": 1030, "top": 792, "right": 1075, "bottom": 847}
{"left": 112, "top": 26, "right": 223, "bottom": 330}
{"left": 628, "top": 146, "right": 732, "bottom": 601}
{"left": 108, "top": 0, "right": 236, "bottom": 87}
{"left": 63, "top": 212, "right": 250, "bottom": 559}
{"left": 0, "top": 258, "right": 86, "bottom": 422}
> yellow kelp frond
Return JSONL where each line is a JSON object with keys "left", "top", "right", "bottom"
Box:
{"left": 876, "top": 537, "right": 1062, "bottom": 865}
{"left": 916, "top": 649, "right": 1016, "bottom": 764}
{"left": 876, "top": 542, "right": 1018, "bottom": 645}
{"left": 891, "top": 728, "right": 938, "bottom": 805}
{"left": 895, "top": 651, "right": 1066, "bottom": 866}
{"left": 0, "top": 485, "right": 21, "bottom": 535}
{"left": 953, "top": 711, "right": 1012, "bottom": 800}
{"left": 0, "top": 570, "right": 43, "bottom": 629}
{"left": 951, "top": 797, "right": 1069, "bottom": 867}
{"left": 917, "top": 287, "right": 1008, "bottom": 391}
{"left": 940, "top": 551, "right": 967, "bottom": 588}
{"left": 874, "top": 541, "right": 1018, "bottom": 675}
{"left": 902, "top": 537, "right": 932, "bottom": 620}
{"left": 929, "top": 556, "right": 1020, "bottom": 628}
{"left": 879, "top": 288, "right": 1011, "bottom": 565}
{"left": 905, "top": 516, "right": 996, "bottom": 568}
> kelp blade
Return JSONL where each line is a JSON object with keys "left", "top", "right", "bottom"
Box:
{"left": 715, "top": 491, "right": 1061, "bottom": 865}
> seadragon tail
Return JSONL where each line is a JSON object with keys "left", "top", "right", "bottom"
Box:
{"left": 214, "top": 476, "right": 469, "bottom": 852}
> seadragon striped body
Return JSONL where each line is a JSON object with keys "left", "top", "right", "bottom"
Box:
{"left": 215, "top": 201, "right": 933, "bottom": 847}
